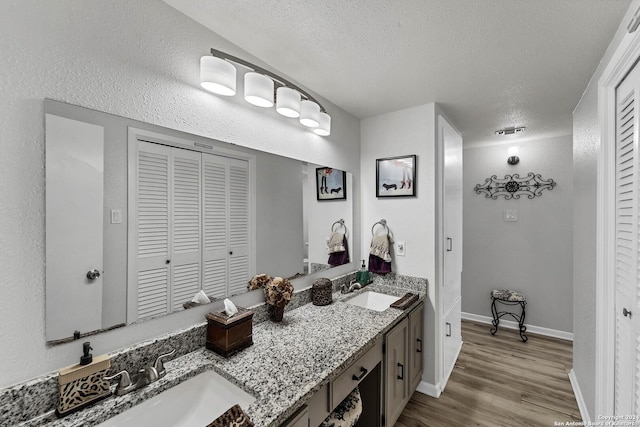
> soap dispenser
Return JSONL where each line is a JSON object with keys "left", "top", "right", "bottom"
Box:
{"left": 80, "top": 342, "right": 93, "bottom": 365}
{"left": 56, "top": 341, "right": 112, "bottom": 416}
{"left": 357, "top": 260, "right": 369, "bottom": 285}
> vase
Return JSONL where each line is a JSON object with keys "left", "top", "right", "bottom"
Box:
{"left": 270, "top": 305, "right": 285, "bottom": 322}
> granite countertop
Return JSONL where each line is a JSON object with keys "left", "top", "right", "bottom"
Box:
{"left": 39, "top": 281, "right": 426, "bottom": 427}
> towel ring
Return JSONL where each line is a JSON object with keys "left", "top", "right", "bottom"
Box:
{"left": 371, "top": 219, "right": 389, "bottom": 236}
{"left": 332, "top": 219, "right": 346, "bottom": 232}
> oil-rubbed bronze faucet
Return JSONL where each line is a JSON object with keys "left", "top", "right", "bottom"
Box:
{"left": 104, "top": 349, "right": 175, "bottom": 396}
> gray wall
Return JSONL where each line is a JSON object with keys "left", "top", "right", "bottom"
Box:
{"left": 462, "top": 136, "right": 573, "bottom": 333}
{"left": 572, "top": 73, "right": 599, "bottom": 420}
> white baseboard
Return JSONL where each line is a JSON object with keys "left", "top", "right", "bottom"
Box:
{"left": 416, "top": 380, "right": 441, "bottom": 398}
{"left": 462, "top": 312, "right": 573, "bottom": 341}
{"left": 569, "top": 369, "right": 590, "bottom": 424}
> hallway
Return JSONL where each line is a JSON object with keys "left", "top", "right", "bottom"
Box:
{"left": 396, "top": 320, "right": 580, "bottom": 426}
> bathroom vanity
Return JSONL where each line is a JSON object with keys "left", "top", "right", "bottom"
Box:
{"left": 24, "top": 278, "right": 426, "bottom": 427}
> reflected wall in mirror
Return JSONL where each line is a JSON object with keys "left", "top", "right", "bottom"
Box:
{"left": 303, "top": 164, "right": 353, "bottom": 274}
{"left": 44, "top": 100, "right": 353, "bottom": 343}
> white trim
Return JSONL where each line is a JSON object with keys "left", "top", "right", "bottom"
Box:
{"left": 461, "top": 312, "right": 574, "bottom": 341}
{"left": 415, "top": 380, "right": 441, "bottom": 398}
{"left": 596, "top": 25, "right": 640, "bottom": 418}
{"left": 441, "top": 340, "right": 463, "bottom": 392}
{"left": 569, "top": 369, "right": 591, "bottom": 424}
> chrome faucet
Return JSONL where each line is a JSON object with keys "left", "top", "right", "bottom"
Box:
{"left": 341, "top": 280, "right": 362, "bottom": 294}
{"left": 104, "top": 349, "right": 175, "bottom": 396}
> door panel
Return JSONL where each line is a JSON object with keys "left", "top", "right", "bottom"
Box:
{"left": 614, "top": 63, "right": 640, "bottom": 415}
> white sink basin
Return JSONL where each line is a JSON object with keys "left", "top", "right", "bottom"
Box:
{"left": 98, "top": 370, "right": 255, "bottom": 427}
{"left": 345, "top": 291, "right": 401, "bottom": 312}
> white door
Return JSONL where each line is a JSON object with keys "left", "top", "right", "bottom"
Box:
{"left": 441, "top": 116, "right": 463, "bottom": 314}
{"left": 439, "top": 115, "right": 463, "bottom": 386}
{"left": 614, "top": 62, "right": 640, "bottom": 415}
{"left": 45, "top": 114, "right": 104, "bottom": 341}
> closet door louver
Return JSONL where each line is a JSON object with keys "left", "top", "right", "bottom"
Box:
{"left": 170, "top": 149, "right": 201, "bottom": 311}
{"left": 136, "top": 142, "right": 171, "bottom": 320}
{"left": 228, "top": 159, "right": 250, "bottom": 296}
{"left": 615, "top": 70, "right": 640, "bottom": 416}
{"left": 202, "top": 154, "right": 228, "bottom": 299}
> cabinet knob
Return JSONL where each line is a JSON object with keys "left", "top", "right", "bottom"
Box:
{"left": 166, "top": 260, "right": 170, "bottom": 264}
{"left": 623, "top": 308, "right": 632, "bottom": 318}
{"left": 86, "top": 269, "right": 101, "bottom": 280}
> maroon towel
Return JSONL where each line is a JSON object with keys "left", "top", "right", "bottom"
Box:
{"left": 368, "top": 253, "right": 391, "bottom": 274}
{"left": 328, "top": 235, "right": 350, "bottom": 266}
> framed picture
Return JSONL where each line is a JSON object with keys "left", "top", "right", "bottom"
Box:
{"left": 316, "top": 167, "right": 347, "bottom": 201}
{"left": 376, "top": 155, "right": 417, "bottom": 197}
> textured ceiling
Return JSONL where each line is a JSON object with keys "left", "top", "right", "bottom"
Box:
{"left": 163, "top": 0, "right": 632, "bottom": 146}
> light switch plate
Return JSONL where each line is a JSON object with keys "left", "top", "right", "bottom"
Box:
{"left": 395, "top": 241, "right": 406, "bottom": 256}
{"left": 111, "top": 209, "right": 122, "bottom": 224}
{"left": 503, "top": 209, "right": 518, "bottom": 222}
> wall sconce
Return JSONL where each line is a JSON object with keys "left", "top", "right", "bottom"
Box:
{"left": 507, "top": 146, "right": 520, "bottom": 165}
{"left": 200, "top": 48, "right": 331, "bottom": 136}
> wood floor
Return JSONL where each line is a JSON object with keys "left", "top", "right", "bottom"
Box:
{"left": 396, "top": 320, "right": 581, "bottom": 427}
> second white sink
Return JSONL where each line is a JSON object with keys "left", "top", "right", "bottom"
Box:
{"left": 97, "top": 370, "right": 255, "bottom": 427}
{"left": 345, "top": 291, "right": 401, "bottom": 312}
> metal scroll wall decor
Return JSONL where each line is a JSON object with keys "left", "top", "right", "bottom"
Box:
{"left": 474, "top": 172, "right": 556, "bottom": 200}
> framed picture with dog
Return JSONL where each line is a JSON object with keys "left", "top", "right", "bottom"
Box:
{"left": 316, "top": 167, "right": 347, "bottom": 201}
{"left": 376, "top": 155, "right": 417, "bottom": 197}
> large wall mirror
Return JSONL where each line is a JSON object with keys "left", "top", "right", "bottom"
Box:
{"left": 44, "top": 100, "right": 354, "bottom": 343}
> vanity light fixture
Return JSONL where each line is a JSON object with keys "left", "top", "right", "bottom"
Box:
{"left": 276, "top": 87, "right": 301, "bottom": 118}
{"left": 244, "top": 72, "right": 274, "bottom": 107}
{"left": 201, "top": 48, "right": 331, "bottom": 136}
{"left": 299, "top": 100, "right": 320, "bottom": 128}
{"left": 200, "top": 56, "right": 236, "bottom": 96}
{"left": 313, "top": 112, "right": 331, "bottom": 136}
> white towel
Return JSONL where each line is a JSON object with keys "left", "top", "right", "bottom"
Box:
{"left": 327, "top": 231, "right": 346, "bottom": 254}
{"left": 370, "top": 235, "right": 392, "bottom": 262}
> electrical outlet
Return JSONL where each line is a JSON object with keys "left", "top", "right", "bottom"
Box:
{"left": 396, "top": 241, "right": 406, "bottom": 256}
{"left": 503, "top": 209, "right": 518, "bottom": 222}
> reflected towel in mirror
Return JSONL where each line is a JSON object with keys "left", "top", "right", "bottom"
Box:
{"left": 328, "top": 233, "right": 350, "bottom": 266}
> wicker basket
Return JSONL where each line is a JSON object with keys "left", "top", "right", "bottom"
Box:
{"left": 312, "top": 278, "right": 333, "bottom": 306}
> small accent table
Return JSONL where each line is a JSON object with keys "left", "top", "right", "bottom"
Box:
{"left": 490, "top": 289, "right": 528, "bottom": 342}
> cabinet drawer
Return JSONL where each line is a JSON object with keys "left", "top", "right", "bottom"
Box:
{"left": 331, "top": 337, "right": 382, "bottom": 409}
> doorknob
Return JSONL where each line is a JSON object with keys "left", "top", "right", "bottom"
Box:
{"left": 86, "top": 269, "right": 101, "bottom": 280}
{"left": 623, "top": 308, "right": 632, "bottom": 318}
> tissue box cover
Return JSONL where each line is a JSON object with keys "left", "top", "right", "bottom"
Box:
{"left": 206, "top": 307, "right": 254, "bottom": 357}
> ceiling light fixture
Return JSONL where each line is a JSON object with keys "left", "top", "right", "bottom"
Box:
{"left": 201, "top": 48, "right": 331, "bottom": 136}
{"left": 495, "top": 126, "right": 526, "bottom": 136}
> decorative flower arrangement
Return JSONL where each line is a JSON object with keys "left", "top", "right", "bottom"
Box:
{"left": 248, "top": 273, "right": 272, "bottom": 291}
{"left": 263, "top": 277, "right": 294, "bottom": 307}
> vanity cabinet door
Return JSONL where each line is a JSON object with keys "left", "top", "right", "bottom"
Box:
{"left": 385, "top": 316, "right": 408, "bottom": 427}
{"left": 281, "top": 405, "right": 309, "bottom": 427}
{"left": 409, "top": 303, "right": 425, "bottom": 393}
